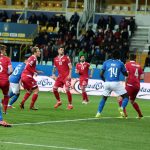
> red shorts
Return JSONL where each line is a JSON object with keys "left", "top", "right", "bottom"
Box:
{"left": 54, "top": 76, "right": 71, "bottom": 88}
{"left": 21, "top": 76, "right": 38, "bottom": 91}
{"left": 79, "top": 78, "right": 88, "bottom": 87}
{"left": 126, "top": 85, "right": 140, "bottom": 101}
{"left": 0, "top": 80, "right": 9, "bottom": 95}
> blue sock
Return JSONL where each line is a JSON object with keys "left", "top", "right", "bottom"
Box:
{"left": 121, "top": 97, "right": 129, "bottom": 109}
{"left": 9, "top": 91, "right": 15, "bottom": 98}
{"left": 97, "top": 98, "right": 106, "bottom": 113}
{"left": 9, "top": 94, "right": 20, "bottom": 106}
{"left": 0, "top": 99, "right": 3, "bottom": 121}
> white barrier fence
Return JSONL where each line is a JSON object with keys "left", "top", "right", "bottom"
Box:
{"left": 31, "top": 76, "right": 150, "bottom": 100}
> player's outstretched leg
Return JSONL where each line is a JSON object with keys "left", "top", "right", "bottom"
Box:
{"left": 66, "top": 88, "right": 73, "bottom": 110}
{"left": 131, "top": 101, "right": 143, "bottom": 119}
{"left": 81, "top": 86, "right": 89, "bottom": 104}
{"left": 53, "top": 87, "right": 62, "bottom": 108}
{"left": 0, "top": 101, "right": 11, "bottom": 127}
{"left": 30, "top": 88, "right": 39, "bottom": 110}
{"left": 95, "top": 96, "right": 107, "bottom": 118}
{"left": 118, "top": 97, "right": 128, "bottom": 117}
{"left": 2, "top": 95, "right": 9, "bottom": 114}
{"left": 20, "top": 92, "right": 31, "bottom": 109}
{"left": 119, "top": 93, "right": 129, "bottom": 118}
{"left": 8, "top": 93, "right": 20, "bottom": 108}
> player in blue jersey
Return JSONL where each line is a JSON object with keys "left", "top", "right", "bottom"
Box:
{"left": 8, "top": 57, "right": 28, "bottom": 108}
{"left": 95, "top": 50, "right": 129, "bottom": 118}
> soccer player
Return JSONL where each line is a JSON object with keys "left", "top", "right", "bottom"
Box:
{"left": 0, "top": 44, "right": 12, "bottom": 127}
{"left": 52, "top": 46, "right": 73, "bottom": 110}
{"left": 118, "top": 54, "right": 144, "bottom": 119}
{"left": 95, "top": 50, "right": 129, "bottom": 118}
{"left": 8, "top": 57, "right": 28, "bottom": 108}
{"left": 76, "top": 55, "right": 93, "bottom": 104}
{"left": 20, "top": 46, "right": 41, "bottom": 110}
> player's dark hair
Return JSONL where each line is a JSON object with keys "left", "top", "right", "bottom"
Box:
{"left": 112, "top": 50, "right": 121, "bottom": 59}
{"left": 130, "top": 54, "right": 136, "bottom": 60}
{"left": 80, "top": 55, "right": 85, "bottom": 59}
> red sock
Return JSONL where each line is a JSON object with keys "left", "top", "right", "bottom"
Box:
{"left": 66, "top": 91, "right": 72, "bottom": 104}
{"left": 82, "top": 92, "right": 88, "bottom": 102}
{"left": 118, "top": 98, "right": 127, "bottom": 116}
{"left": 30, "top": 94, "right": 38, "bottom": 109}
{"left": 21, "top": 92, "right": 31, "bottom": 105}
{"left": 3, "top": 96, "right": 9, "bottom": 113}
{"left": 82, "top": 92, "right": 86, "bottom": 100}
{"left": 132, "top": 102, "right": 143, "bottom": 117}
{"left": 53, "top": 90, "right": 60, "bottom": 102}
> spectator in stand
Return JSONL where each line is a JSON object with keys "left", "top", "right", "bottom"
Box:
{"left": 12, "top": 45, "right": 19, "bottom": 62}
{"left": 70, "top": 12, "right": 80, "bottom": 27}
{"left": 11, "top": 12, "right": 18, "bottom": 22}
{"left": 119, "top": 17, "right": 128, "bottom": 30}
{"left": 144, "top": 53, "right": 150, "bottom": 68}
{"left": 121, "top": 28, "right": 129, "bottom": 40}
{"left": 48, "top": 15, "right": 58, "bottom": 29}
{"left": 129, "top": 17, "right": 136, "bottom": 35}
{"left": 121, "top": 41, "right": 129, "bottom": 63}
{"left": 114, "top": 28, "right": 121, "bottom": 39}
{"left": 79, "top": 48, "right": 88, "bottom": 60}
{"left": 28, "top": 13, "right": 37, "bottom": 24}
{"left": 107, "top": 16, "right": 116, "bottom": 30}
{"left": 43, "top": 45, "right": 49, "bottom": 65}
{"left": 38, "top": 13, "right": 48, "bottom": 26}
{"left": 0, "top": 11, "right": 8, "bottom": 22}
{"left": 97, "top": 16, "right": 107, "bottom": 29}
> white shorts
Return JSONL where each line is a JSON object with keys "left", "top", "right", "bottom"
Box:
{"left": 102, "top": 81, "right": 127, "bottom": 97}
{"left": 9, "top": 83, "right": 20, "bottom": 94}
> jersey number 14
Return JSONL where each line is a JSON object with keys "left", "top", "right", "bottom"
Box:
{"left": 108, "top": 67, "right": 118, "bottom": 78}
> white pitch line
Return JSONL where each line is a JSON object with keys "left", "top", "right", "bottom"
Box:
{"left": 12, "top": 116, "right": 150, "bottom": 126}
{"left": 0, "top": 141, "right": 87, "bottom": 150}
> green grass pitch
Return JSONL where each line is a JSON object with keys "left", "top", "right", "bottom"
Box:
{"left": 0, "top": 91, "right": 150, "bottom": 150}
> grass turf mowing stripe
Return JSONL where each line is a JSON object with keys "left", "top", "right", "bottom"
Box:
{"left": 0, "top": 141, "right": 88, "bottom": 150}
{"left": 12, "top": 116, "right": 150, "bottom": 126}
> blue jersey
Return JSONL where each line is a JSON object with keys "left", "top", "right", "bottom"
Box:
{"left": 9, "top": 63, "right": 26, "bottom": 83}
{"left": 102, "top": 59, "right": 126, "bottom": 82}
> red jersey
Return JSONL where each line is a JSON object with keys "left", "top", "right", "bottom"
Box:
{"left": 76, "top": 62, "right": 90, "bottom": 79}
{"left": 54, "top": 55, "right": 71, "bottom": 78}
{"left": 126, "top": 61, "right": 143, "bottom": 88}
{"left": 22, "top": 55, "right": 37, "bottom": 77}
{"left": 0, "top": 54, "right": 11, "bottom": 80}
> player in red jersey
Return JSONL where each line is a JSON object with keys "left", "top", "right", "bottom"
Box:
{"left": 118, "top": 54, "right": 144, "bottom": 118}
{"left": 52, "top": 47, "right": 73, "bottom": 110}
{"left": 0, "top": 45, "right": 12, "bottom": 127}
{"left": 20, "top": 46, "right": 41, "bottom": 110}
{"left": 76, "top": 55, "right": 93, "bottom": 104}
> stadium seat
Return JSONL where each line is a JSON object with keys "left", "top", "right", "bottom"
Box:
{"left": 97, "top": 64, "right": 102, "bottom": 69}
{"left": 47, "top": 61, "right": 53, "bottom": 66}
{"left": 40, "top": 26, "right": 47, "bottom": 32}
{"left": 91, "top": 64, "right": 96, "bottom": 69}
{"left": 47, "top": 26, "right": 54, "bottom": 32}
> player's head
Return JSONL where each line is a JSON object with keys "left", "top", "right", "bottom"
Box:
{"left": 112, "top": 50, "right": 120, "bottom": 59}
{"left": 0, "top": 44, "right": 7, "bottom": 55}
{"left": 129, "top": 54, "right": 136, "bottom": 61}
{"left": 58, "top": 46, "right": 64, "bottom": 56}
{"left": 80, "top": 55, "right": 85, "bottom": 62}
{"left": 32, "top": 46, "right": 41, "bottom": 57}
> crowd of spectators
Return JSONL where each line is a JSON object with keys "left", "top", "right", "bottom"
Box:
{"left": 33, "top": 15, "right": 135, "bottom": 66}
{"left": 0, "top": 10, "right": 136, "bottom": 66}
